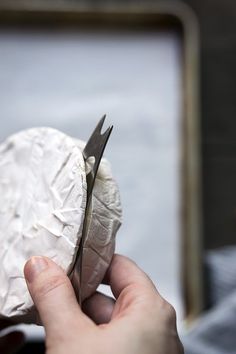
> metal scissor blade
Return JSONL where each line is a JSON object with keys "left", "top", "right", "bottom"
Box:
{"left": 83, "top": 114, "right": 113, "bottom": 197}
{"left": 70, "top": 116, "right": 113, "bottom": 305}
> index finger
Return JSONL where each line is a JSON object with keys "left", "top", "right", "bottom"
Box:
{"left": 103, "top": 254, "right": 158, "bottom": 300}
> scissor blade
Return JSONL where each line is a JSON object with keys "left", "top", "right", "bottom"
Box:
{"left": 70, "top": 116, "right": 113, "bottom": 305}
{"left": 83, "top": 115, "right": 113, "bottom": 197}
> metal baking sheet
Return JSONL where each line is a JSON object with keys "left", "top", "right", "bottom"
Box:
{"left": 0, "top": 1, "right": 201, "bottom": 335}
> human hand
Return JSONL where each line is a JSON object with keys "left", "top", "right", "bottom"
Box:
{"left": 24, "top": 255, "right": 183, "bottom": 354}
{"left": 0, "top": 320, "right": 24, "bottom": 354}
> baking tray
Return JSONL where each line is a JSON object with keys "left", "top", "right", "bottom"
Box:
{"left": 0, "top": 0, "right": 202, "bottom": 322}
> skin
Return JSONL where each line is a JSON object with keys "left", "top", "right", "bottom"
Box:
{"left": 23, "top": 254, "right": 183, "bottom": 354}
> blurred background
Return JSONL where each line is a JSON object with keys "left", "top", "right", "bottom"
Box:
{"left": 0, "top": 1, "right": 235, "bottom": 353}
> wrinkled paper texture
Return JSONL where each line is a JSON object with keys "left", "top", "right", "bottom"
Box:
{"left": 0, "top": 128, "right": 122, "bottom": 323}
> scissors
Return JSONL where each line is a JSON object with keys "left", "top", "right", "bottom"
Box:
{"left": 69, "top": 115, "right": 113, "bottom": 305}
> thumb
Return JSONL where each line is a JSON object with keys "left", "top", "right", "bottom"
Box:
{"left": 24, "top": 256, "right": 93, "bottom": 337}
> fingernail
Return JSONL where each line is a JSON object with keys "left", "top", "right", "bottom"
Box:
{"left": 25, "top": 256, "right": 48, "bottom": 283}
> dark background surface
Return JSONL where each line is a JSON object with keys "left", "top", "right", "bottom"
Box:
{"left": 178, "top": 0, "right": 236, "bottom": 250}
{"left": 18, "top": 342, "right": 45, "bottom": 354}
